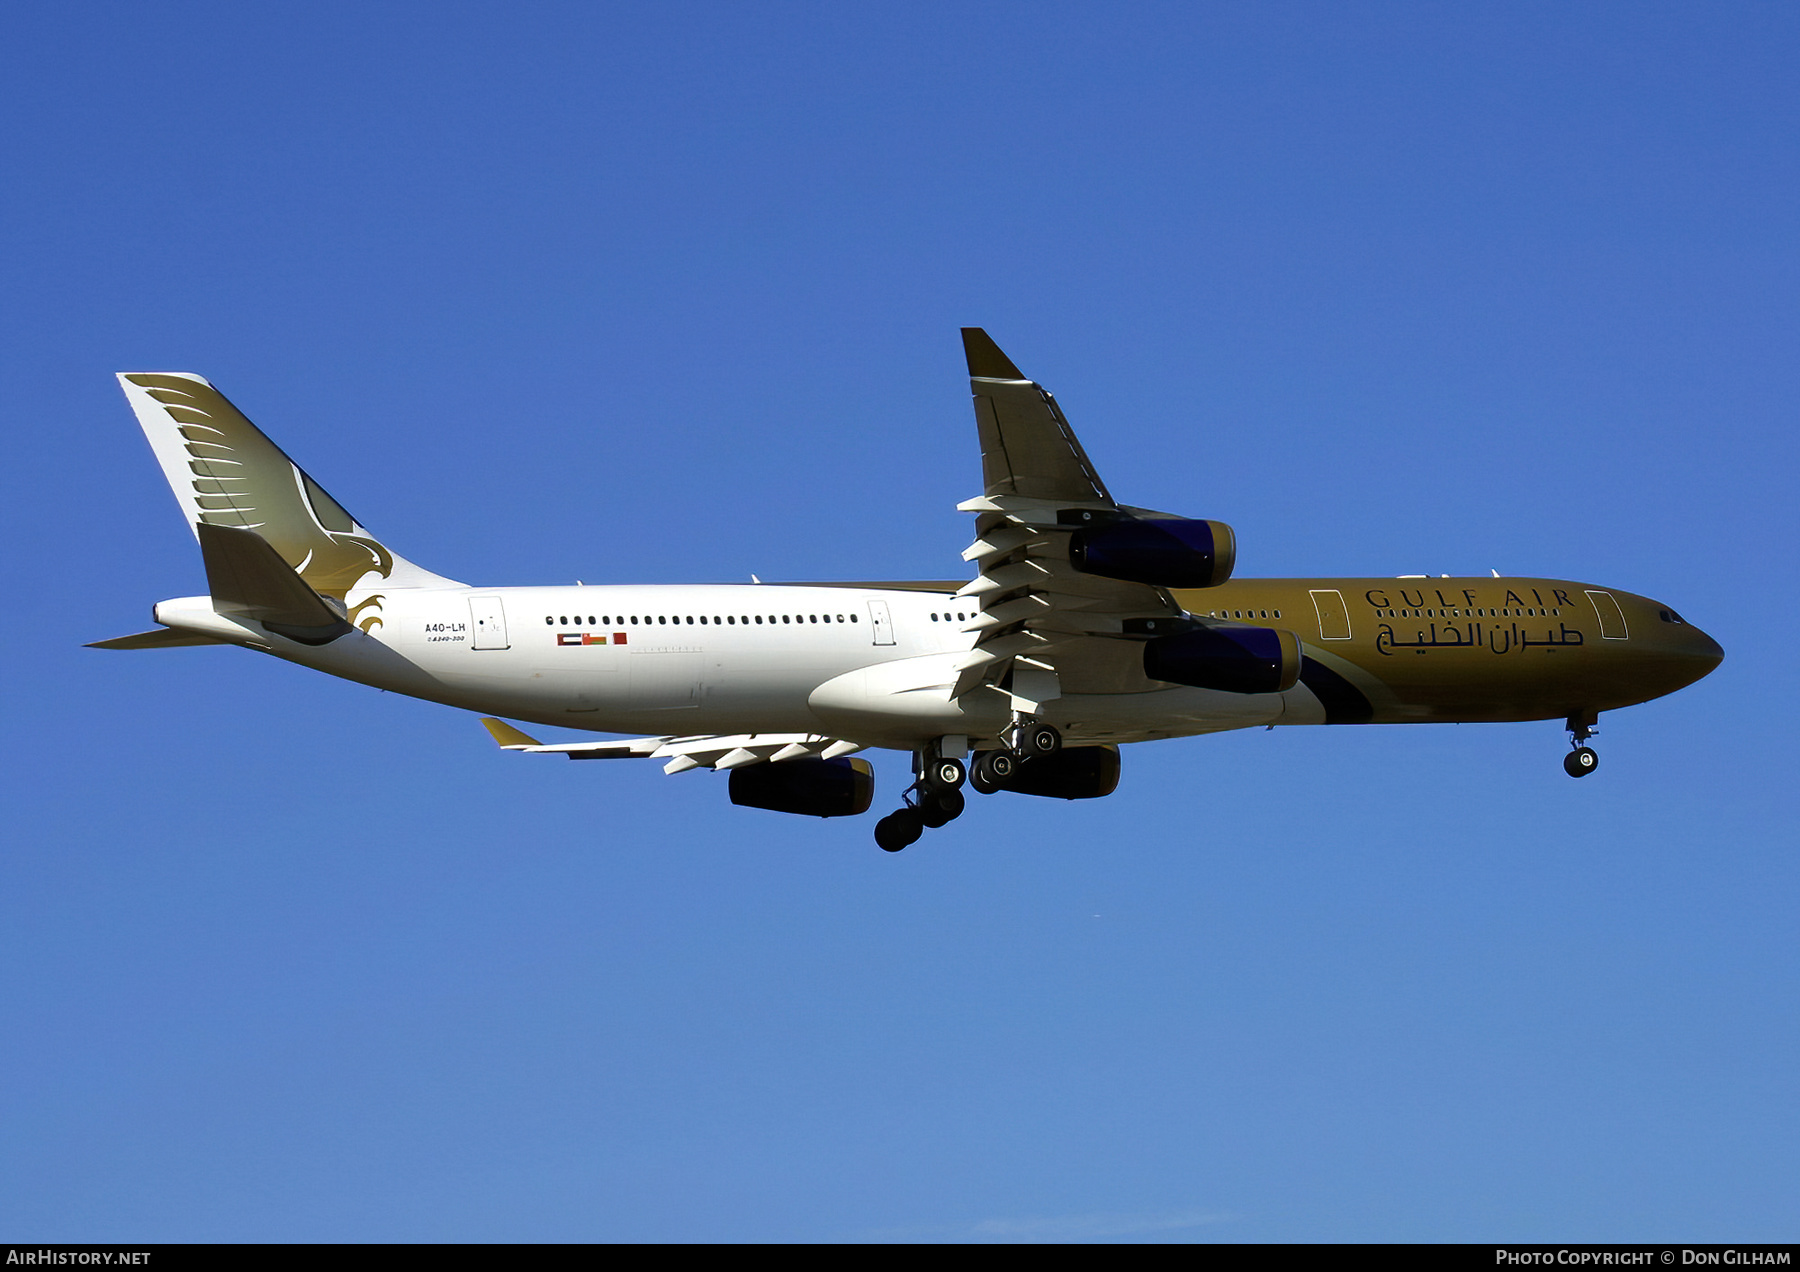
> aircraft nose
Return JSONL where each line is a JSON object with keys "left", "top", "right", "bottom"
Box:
{"left": 1686, "top": 624, "right": 1725, "bottom": 671}
{"left": 1651, "top": 611, "right": 1723, "bottom": 688}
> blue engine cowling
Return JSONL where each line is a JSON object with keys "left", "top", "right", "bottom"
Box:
{"left": 1143, "top": 624, "right": 1302, "bottom": 694}
{"left": 729, "top": 757, "right": 875, "bottom": 817}
{"left": 1068, "top": 517, "right": 1236, "bottom": 588}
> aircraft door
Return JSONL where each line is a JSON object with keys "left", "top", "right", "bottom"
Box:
{"left": 1585, "top": 591, "right": 1629, "bottom": 639}
{"left": 1309, "top": 589, "right": 1352, "bottom": 641}
{"left": 867, "top": 599, "right": 896, "bottom": 646}
{"left": 469, "top": 595, "right": 509, "bottom": 649}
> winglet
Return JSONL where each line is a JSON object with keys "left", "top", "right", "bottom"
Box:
{"left": 961, "top": 328, "right": 1026, "bottom": 380}
{"left": 481, "top": 718, "right": 544, "bottom": 748}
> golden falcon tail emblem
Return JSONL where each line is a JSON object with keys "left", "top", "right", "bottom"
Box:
{"left": 123, "top": 374, "right": 394, "bottom": 605}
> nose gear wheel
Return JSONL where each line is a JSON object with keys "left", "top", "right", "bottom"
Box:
{"left": 1563, "top": 711, "right": 1599, "bottom": 778}
{"left": 1564, "top": 747, "right": 1599, "bottom": 778}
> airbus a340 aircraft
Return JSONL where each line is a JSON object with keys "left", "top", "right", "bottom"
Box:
{"left": 97, "top": 330, "right": 1723, "bottom": 850}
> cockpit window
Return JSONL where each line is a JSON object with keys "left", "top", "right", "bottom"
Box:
{"left": 1659, "top": 609, "right": 1687, "bottom": 625}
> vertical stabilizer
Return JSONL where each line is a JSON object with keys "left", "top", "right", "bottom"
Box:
{"left": 118, "top": 373, "right": 460, "bottom": 629}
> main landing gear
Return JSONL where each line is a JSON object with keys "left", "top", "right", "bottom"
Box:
{"left": 874, "top": 747, "right": 968, "bottom": 852}
{"left": 1563, "top": 711, "right": 1600, "bottom": 778}
{"left": 970, "top": 720, "right": 1061, "bottom": 795}
{"left": 874, "top": 720, "right": 1064, "bottom": 851}
{"left": 1006, "top": 714, "right": 1062, "bottom": 761}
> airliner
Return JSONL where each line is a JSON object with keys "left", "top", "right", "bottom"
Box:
{"left": 95, "top": 330, "right": 1724, "bottom": 851}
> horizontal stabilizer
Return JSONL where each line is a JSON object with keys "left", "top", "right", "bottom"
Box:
{"left": 86, "top": 628, "right": 226, "bottom": 651}
{"left": 198, "top": 522, "right": 352, "bottom": 645}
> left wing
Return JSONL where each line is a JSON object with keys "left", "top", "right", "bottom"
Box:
{"left": 480, "top": 719, "right": 865, "bottom": 774}
{"left": 949, "top": 330, "right": 1189, "bottom": 706}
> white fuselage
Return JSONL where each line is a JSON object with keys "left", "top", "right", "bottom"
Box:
{"left": 159, "top": 583, "right": 1321, "bottom": 751}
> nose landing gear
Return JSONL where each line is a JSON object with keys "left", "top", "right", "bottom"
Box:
{"left": 1563, "top": 711, "right": 1599, "bottom": 778}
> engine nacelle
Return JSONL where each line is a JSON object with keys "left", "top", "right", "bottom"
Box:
{"left": 1143, "top": 625, "right": 1301, "bottom": 694}
{"left": 1068, "top": 517, "right": 1236, "bottom": 588}
{"left": 729, "top": 757, "right": 874, "bottom": 818}
{"left": 986, "top": 746, "right": 1121, "bottom": 800}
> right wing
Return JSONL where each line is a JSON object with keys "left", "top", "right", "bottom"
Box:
{"left": 951, "top": 329, "right": 1189, "bottom": 705}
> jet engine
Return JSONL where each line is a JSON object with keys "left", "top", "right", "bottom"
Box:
{"left": 1143, "top": 624, "right": 1301, "bottom": 694}
{"left": 1068, "top": 517, "right": 1236, "bottom": 588}
{"left": 980, "top": 746, "right": 1121, "bottom": 800}
{"left": 729, "top": 757, "right": 875, "bottom": 817}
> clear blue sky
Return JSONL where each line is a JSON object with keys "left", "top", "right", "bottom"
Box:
{"left": 3, "top": 0, "right": 1794, "bottom": 1243}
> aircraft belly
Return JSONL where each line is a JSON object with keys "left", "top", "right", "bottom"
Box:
{"left": 808, "top": 650, "right": 1286, "bottom": 747}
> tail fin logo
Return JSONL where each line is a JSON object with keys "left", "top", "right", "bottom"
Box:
{"left": 124, "top": 374, "right": 395, "bottom": 624}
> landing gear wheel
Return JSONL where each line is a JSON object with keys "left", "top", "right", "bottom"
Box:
{"left": 1022, "top": 724, "right": 1061, "bottom": 758}
{"left": 1564, "top": 747, "right": 1599, "bottom": 778}
{"left": 973, "top": 750, "right": 1016, "bottom": 792}
{"left": 925, "top": 757, "right": 966, "bottom": 792}
{"left": 917, "top": 788, "right": 965, "bottom": 828}
{"left": 874, "top": 808, "right": 924, "bottom": 851}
